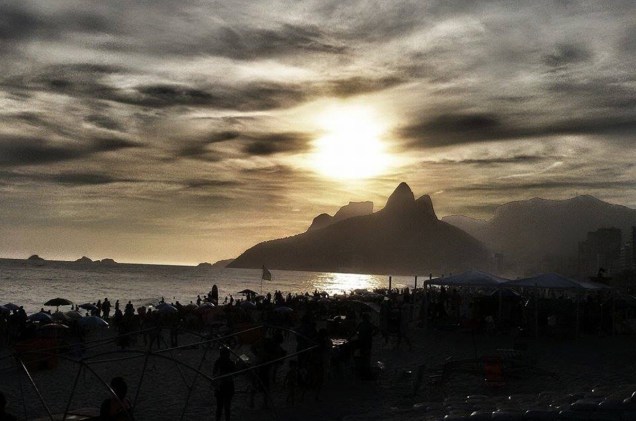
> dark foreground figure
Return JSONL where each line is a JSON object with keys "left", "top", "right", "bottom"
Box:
{"left": 0, "top": 392, "right": 17, "bottom": 421}
{"left": 100, "top": 377, "right": 132, "bottom": 421}
{"left": 214, "top": 347, "right": 237, "bottom": 421}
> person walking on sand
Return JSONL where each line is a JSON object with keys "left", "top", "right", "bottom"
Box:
{"left": 213, "top": 347, "right": 237, "bottom": 421}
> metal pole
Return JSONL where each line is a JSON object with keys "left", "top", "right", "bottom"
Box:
{"left": 389, "top": 276, "right": 392, "bottom": 292}
{"left": 17, "top": 358, "right": 55, "bottom": 421}
{"left": 535, "top": 287, "right": 539, "bottom": 338}
{"left": 575, "top": 292, "right": 580, "bottom": 337}
{"left": 62, "top": 364, "right": 84, "bottom": 421}
{"left": 423, "top": 281, "right": 428, "bottom": 329}
{"left": 414, "top": 276, "right": 418, "bottom": 292}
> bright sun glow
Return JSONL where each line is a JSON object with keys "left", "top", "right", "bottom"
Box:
{"left": 311, "top": 104, "right": 389, "bottom": 180}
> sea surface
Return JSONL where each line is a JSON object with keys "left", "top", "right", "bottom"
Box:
{"left": 0, "top": 259, "right": 418, "bottom": 314}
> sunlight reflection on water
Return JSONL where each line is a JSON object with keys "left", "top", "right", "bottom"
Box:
{"left": 313, "top": 272, "right": 385, "bottom": 295}
{"left": 1, "top": 260, "right": 420, "bottom": 313}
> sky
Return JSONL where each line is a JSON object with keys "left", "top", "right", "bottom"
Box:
{"left": 1, "top": 0, "right": 635, "bottom": 265}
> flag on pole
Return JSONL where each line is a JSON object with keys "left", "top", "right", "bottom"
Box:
{"left": 261, "top": 265, "right": 272, "bottom": 281}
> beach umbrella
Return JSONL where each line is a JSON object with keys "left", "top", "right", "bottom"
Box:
{"left": 156, "top": 303, "right": 178, "bottom": 313}
{"left": 4, "top": 303, "right": 20, "bottom": 311}
{"left": 240, "top": 301, "right": 257, "bottom": 309}
{"left": 28, "top": 312, "right": 53, "bottom": 323}
{"left": 184, "top": 303, "right": 198, "bottom": 311}
{"left": 197, "top": 302, "right": 215, "bottom": 310}
{"left": 44, "top": 298, "right": 73, "bottom": 314}
{"left": 64, "top": 310, "right": 83, "bottom": 320}
{"left": 44, "top": 297, "right": 73, "bottom": 307}
{"left": 0, "top": 305, "right": 9, "bottom": 314}
{"left": 238, "top": 289, "right": 257, "bottom": 295}
{"left": 78, "top": 316, "right": 109, "bottom": 328}
{"left": 52, "top": 311, "right": 70, "bottom": 322}
{"left": 79, "top": 303, "right": 98, "bottom": 311}
{"left": 273, "top": 306, "right": 293, "bottom": 313}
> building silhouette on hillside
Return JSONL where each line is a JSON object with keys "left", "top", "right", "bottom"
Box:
{"left": 578, "top": 227, "right": 622, "bottom": 276}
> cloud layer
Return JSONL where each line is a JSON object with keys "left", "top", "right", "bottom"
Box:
{"left": 1, "top": 0, "right": 634, "bottom": 264}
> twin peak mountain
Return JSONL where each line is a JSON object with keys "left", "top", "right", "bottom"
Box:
{"left": 229, "top": 183, "right": 489, "bottom": 274}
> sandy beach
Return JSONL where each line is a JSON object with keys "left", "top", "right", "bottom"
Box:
{"left": 3, "top": 318, "right": 636, "bottom": 421}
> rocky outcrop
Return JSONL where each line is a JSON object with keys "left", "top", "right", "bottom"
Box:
{"left": 230, "top": 183, "right": 490, "bottom": 274}
{"left": 308, "top": 202, "right": 374, "bottom": 231}
{"left": 211, "top": 258, "right": 234, "bottom": 268}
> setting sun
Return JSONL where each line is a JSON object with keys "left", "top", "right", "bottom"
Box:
{"left": 311, "top": 104, "right": 390, "bottom": 180}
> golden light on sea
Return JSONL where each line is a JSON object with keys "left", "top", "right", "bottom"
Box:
{"left": 310, "top": 104, "right": 390, "bottom": 180}
{"left": 314, "top": 272, "right": 385, "bottom": 295}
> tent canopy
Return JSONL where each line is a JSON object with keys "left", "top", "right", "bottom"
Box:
{"left": 505, "top": 273, "right": 610, "bottom": 290}
{"left": 425, "top": 270, "right": 509, "bottom": 288}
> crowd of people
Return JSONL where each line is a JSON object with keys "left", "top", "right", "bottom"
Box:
{"left": 4, "top": 281, "right": 626, "bottom": 420}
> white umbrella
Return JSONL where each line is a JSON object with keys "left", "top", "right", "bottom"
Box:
{"left": 240, "top": 301, "right": 257, "bottom": 309}
{"left": 4, "top": 303, "right": 20, "bottom": 311}
{"left": 64, "top": 310, "right": 83, "bottom": 320}
{"left": 156, "top": 303, "right": 178, "bottom": 313}
{"left": 28, "top": 312, "right": 53, "bottom": 323}
{"left": 78, "top": 316, "right": 109, "bottom": 328}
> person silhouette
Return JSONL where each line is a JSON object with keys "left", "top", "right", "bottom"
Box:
{"left": 213, "top": 347, "right": 237, "bottom": 421}
{"left": 100, "top": 377, "right": 132, "bottom": 421}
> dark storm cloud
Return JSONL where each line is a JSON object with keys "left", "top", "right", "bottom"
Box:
{"left": 0, "top": 135, "right": 140, "bottom": 167}
{"left": 400, "top": 112, "right": 636, "bottom": 148}
{"left": 184, "top": 179, "right": 242, "bottom": 189}
{"left": 326, "top": 76, "right": 406, "bottom": 97}
{"left": 212, "top": 23, "right": 347, "bottom": 60}
{"left": 423, "top": 155, "right": 546, "bottom": 165}
{"left": 0, "top": 2, "right": 110, "bottom": 46}
{"left": 52, "top": 173, "right": 132, "bottom": 186}
{"left": 621, "top": 25, "right": 636, "bottom": 52}
{"left": 92, "top": 137, "right": 139, "bottom": 152}
{"left": 242, "top": 132, "right": 314, "bottom": 156}
{"left": 84, "top": 114, "right": 123, "bottom": 131}
{"left": 59, "top": 80, "right": 308, "bottom": 112}
{"left": 449, "top": 180, "right": 636, "bottom": 193}
{"left": 177, "top": 131, "right": 239, "bottom": 161}
{"left": 0, "top": 137, "right": 85, "bottom": 166}
{"left": 546, "top": 78, "right": 636, "bottom": 109}
{"left": 542, "top": 43, "right": 593, "bottom": 67}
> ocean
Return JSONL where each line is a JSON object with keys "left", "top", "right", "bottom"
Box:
{"left": 0, "top": 259, "right": 417, "bottom": 314}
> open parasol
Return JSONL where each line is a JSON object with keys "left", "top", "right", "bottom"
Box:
{"left": 4, "top": 303, "right": 20, "bottom": 311}
{"left": 78, "top": 316, "right": 109, "bottom": 328}
{"left": 44, "top": 297, "right": 74, "bottom": 312}
{"left": 238, "top": 289, "right": 257, "bottom": 295}
{"left": 28, "top": 312, "right": 53, "bottom": 323}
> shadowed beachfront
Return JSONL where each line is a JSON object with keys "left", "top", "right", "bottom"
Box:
{"left": 3, "top": 279, "right": 636, "bottom": 420}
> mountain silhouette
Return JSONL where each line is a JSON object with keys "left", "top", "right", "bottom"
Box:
{"left": 229, "top": 183, "right": 490, "bottom": 274}
{"left": 308, "top": 201, "right": 373, "bottom": 231}
{"left": 442, "top": 195, "right": 636, "bottom": 270}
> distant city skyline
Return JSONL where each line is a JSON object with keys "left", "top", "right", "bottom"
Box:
{"left": 1, "top": 1, "right": 634, "bottom": 264}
